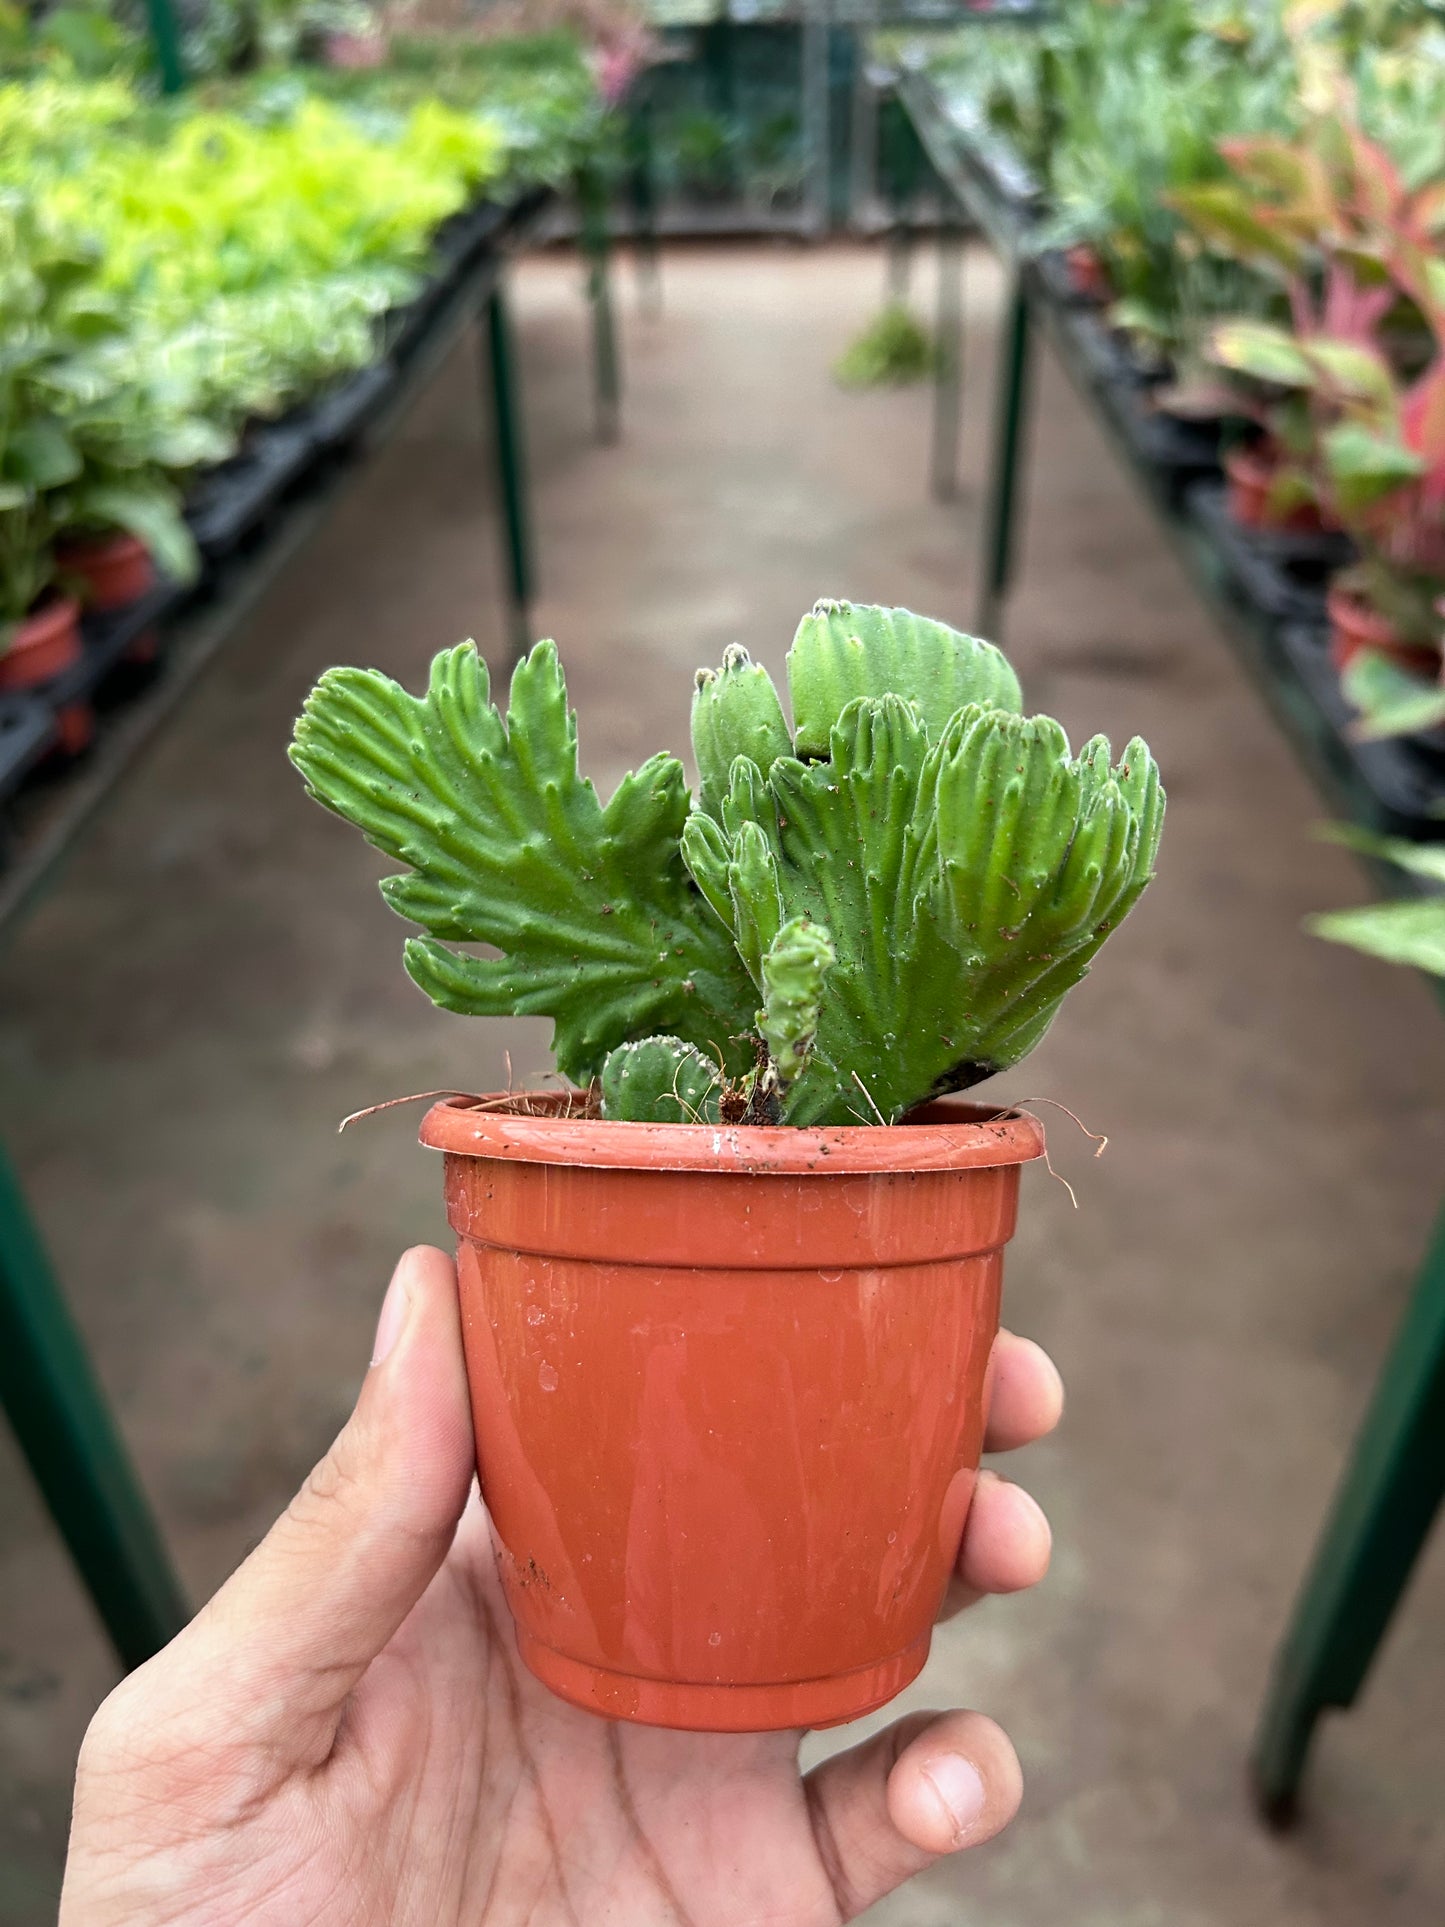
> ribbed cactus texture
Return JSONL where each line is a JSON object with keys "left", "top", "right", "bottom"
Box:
{"left": 291, "top": 600, "right": 1164, "bottom": 1126}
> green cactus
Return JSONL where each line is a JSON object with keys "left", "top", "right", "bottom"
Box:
{"left": 758, "top": 918, "right": 834, "bottom": 1092}
{"left": 291, "top": 599, "right": 1163, "bottom": 1126}
{"left": 692, "top": 644, "right": 793, "bottom": 821}
{"left": 289, "top": 641, "right": 758, "bottom": 1083}
{"left": 599, "top": 1036, "right": 724, "bottom": 1124}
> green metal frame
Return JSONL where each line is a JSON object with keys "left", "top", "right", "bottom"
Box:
{"left": 0, "top": 1140, "right": 188, "bottom": 1669}
{"left": 143, "top": 0, "right": 186, "bottom": 95}
{"left": 976, "top": 271, "right": 1034, "bottom": 638}
{"left": 577, "top": 161, "right": 622, "bottom": 446}
{"left": 930, "top": 218, "right": 965, "bottom": 502}
{"left": 899, "top": 62, "right": 1445, "bottom": 1823}
{"left": 1252, "top": 1207, "right": 1445, "bottom": 1823}
{"left": 481, "top": 277, "right": 535, "bottom": 665}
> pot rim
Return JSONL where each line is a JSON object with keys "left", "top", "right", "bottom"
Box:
{"left": 1223, "top": 442, "right": 1272, "bottom": 483}
{"left": 13, "top": 593, "right": 82, "bottom": 641}
{"left": 1326, "top": 578, "right": 1401, "bottom": 643}
{"left": 419, "top": 1091, "right": 1046, "bottom": 1175}
{"left": 55, "top": 530, "right": 149, "bottom": 563}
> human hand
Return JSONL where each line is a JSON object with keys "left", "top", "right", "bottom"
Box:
{"left": 62, "top": 1245, "right": 1061, "bottom": 1925}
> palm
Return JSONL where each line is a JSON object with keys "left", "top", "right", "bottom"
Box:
{"left": 63, "top": 1251, "right": 1058, "bottom": 1927}
{"left": 299, "top": 1500, "right": 847, "bottom": 1926}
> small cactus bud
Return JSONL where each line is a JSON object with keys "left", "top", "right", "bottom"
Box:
{"left": 691, "top": 648, "right": 794, "bottom": 821}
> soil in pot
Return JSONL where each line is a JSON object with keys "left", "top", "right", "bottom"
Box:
{"left": 421, "top": 1091, "right": 1045, "bottom": 1733}
{"left": 0, "top": 595, "right": 83, "bottom": 693}
{"left": 56, "top": 531, "right": 156, "bottom": 612}
{"left": 1328, "top": 580, "right": 1440, "bottom": 677}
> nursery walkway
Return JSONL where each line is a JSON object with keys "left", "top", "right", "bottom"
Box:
{"left": 2, "top": 243, "right": 1444, "bottom": 1925}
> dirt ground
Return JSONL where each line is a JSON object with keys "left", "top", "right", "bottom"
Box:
{"left": 1, "top": 242, "right": 1443, "bottom": 1924}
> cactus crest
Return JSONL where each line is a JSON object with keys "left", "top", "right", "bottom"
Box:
{"left": 293, "top": 602, "right": 1163, "bottom": 1127}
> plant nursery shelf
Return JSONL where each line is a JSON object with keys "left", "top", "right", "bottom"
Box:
{"left": 0, "top": 187, "right": 552, "bottom": 947}
{"left": 898, "top": 72, "right": 1445, "bottom": 849}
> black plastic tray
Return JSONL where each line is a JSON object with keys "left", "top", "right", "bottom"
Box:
{"left": 184, "top": 419, "right": 317, "bottom": 559}
{"left": 1110, "top": 392, "right": 1223, "bottom": 503}
{"left": 31, "top": 587, "right": 187, "bottom": 741}
{"left": 307, "top": 361, "right": 399, "bottom": 454}
{"left": 1057, "top": 305, "right": 1155, "bottom": 393}
{"left": 434, "top": 197, "right": 508, "bottom": 271}
{"left": 1033, "top": 248, "right": 1107, "bottom": 309}
{"left": 947, "top": 99, "right": 1042, "bottom": 210}
{"left": 1189, "top": 482, "right": 1337, "bottom": 624}
{"left": 0, "top": 694, "right": 55, "bottom": 805}
{"left": 1279, "top": 623, "right": 1445, "bottom": 834}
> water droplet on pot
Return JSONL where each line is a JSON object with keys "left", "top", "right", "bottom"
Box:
{"left": 539, "top": 1362, "right": 558, "bottom": 1392}
{"left": 708, "top": 1632, "right": 721, "bottom": 1647}
{"left": 819, "top": 1271, "right": 842, "bottom": 1284}
{"left": 526, "top": 1306, "right": 544, "bottom": 1325}
{"left": 886, "top": 1530, "right": 898, "bottom": 1545}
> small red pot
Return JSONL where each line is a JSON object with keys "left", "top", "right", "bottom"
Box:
{"left": 422, "top": 1092, "right": 1044, "bottom": 1732}
{"left": 1224, "top": 445, "right": 1324, "bottom": 534}
{"left": 56, "top": 531, "right": 155, "bottom": 611}
{"left": 0, "top": 595, "right": 83, "bottom": 692}
{"left": 1066, "top": 244, "right": 1112, "bottom": 304}
{"left": 1327, "top": 580, "right": 1439, "bottom": 676}
{"left": 324, "top": 29, "right": 388, "bottom": 68}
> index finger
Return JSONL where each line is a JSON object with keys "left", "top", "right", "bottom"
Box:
{"left": 983, "top": 1332, "right": 1063, "bottom": 1454}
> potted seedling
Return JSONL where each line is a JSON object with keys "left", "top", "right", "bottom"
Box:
{"left": 51, "top": 348, "right": 225, "bottom": 613}
{"left": 0, "top": 203, "right": 85, "bottom": 691}
{"left": 292, "top": 601, "right": 1164, "bottom": 1731}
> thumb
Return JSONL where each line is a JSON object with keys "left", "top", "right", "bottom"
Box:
{"left": 152, "top": 1245, "right": 474, "bottom": 1769}
{"left": 802, "top": 1709, "right": 1023, "bottom": 1920}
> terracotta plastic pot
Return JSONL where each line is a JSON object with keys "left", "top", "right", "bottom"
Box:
{"left": 1065, "top": 244, "right": 1112, "bottom": 305}
{"left": 324, "top": 29, "right": 388, "bottom": 68}
{"left": 0, "top": 595, "right": 82, "bottom": 692}
{"left": 421, "top": 1092, "right": 1045, "bottom": 1732}
{"left": 1224, "top": 445, "right": 1324, "bottom": 534}
{"left": 57, "top": 531, "right": 155, "bottom": 611}
{"left": 54, "top": 700, "right": 94, "bottom": 757}
{"left": 1327, "top": 580, "right": 1439, "bottom": 676}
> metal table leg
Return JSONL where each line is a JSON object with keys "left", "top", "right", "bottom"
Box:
{"left": 930, "top": 222, "right": 965, "bottom": 503}
{"left": 887, "top": 218, "right": 912, "bottom": 305}
{"left": 0, "top": 1137, "right": 187, "bottom": 1672}
{"left": 1252, "top": 1201, "right": 1445, "bottom": 1825}
{"left": 628, "top": 92, "right": 662, "bottom": 319}
{"left": 577, "top": 162, "right": 622, "bottom": 446}
{"left": 976, "top": 270, "right": 1035, "bottom": 641}
{"left": 480, "top": 278, "right": 535, "bottom": 667}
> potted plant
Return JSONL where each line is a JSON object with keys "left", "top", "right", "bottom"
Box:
{"left": 1173, "top": 100, "right": 1444, "bottom": 538}
{"left": 0, "top": 507, "right": 73, "bottom": 693}
{"left": 50, "top": 343, "right": 228, "bottom": 612}
{"left": 0, "top": 204, "right": 84, "bottom": 691}
{"left": 1309, "top": 356, "right": 1445, "bottom": 690}
{"left": 290, "top": 601, "right": 1164, "bottom": 1731}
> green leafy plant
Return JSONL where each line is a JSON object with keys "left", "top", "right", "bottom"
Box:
{"left": 0, "top": 197, "right": 95, "bottom": 634}
{"left": 291, "top": 601, "right": 1164, "bottom": 1126}
{"left": 833, "top": 302, "right": 936, "bottom": 390}
{"left": 1308, "top": 824, "right": 1445, "bottom": 975}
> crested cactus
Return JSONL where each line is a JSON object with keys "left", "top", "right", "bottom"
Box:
{"left": 291, "top": 599, "right": 1163, "bottom": 1126}
{"left": 599, "top": 1036, "right": 724, "bottom": 1125}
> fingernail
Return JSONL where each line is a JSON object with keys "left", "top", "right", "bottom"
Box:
{"left": 922, "top": 1755, "right": 986, "bottom": 1846}
{"left": 371, "top": 1265, "right": 411, "bottom": 1367}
